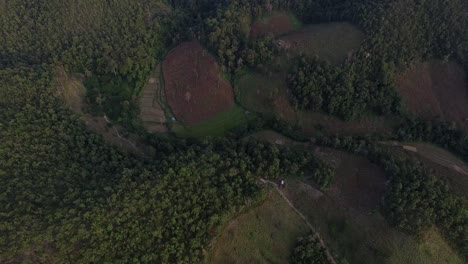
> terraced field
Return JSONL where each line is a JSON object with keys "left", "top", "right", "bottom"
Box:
{"left": 139, "top": 64, "right": 168, "bottom": 133}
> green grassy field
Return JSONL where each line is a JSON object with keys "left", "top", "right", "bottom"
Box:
{"left": 174, "top": 105, "right": 249, "bottom": 138}
{"left": 236, "top": 72, "right": 291, "bottom": 114}
{"left": 387, "top": 227, "right": 463, "bottom": 264}
{"left": 210, "top": 190, "right": 309, "bottom": 264}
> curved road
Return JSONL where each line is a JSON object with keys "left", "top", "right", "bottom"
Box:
{"left": 260, "top": 179, "right": 337, "bottom": 264}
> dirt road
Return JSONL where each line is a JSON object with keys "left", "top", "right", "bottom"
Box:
{"left": 260, "top": 179, "right": 337, "bottom": 264}
{"left": 384, "top": 141, "right": 468, "bottom": 176}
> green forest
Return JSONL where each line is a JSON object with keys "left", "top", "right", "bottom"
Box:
{"left": 1, "top": 0, "right": 468, "bottom": 263}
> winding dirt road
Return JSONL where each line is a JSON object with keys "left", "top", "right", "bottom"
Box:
{"left": 383, "top": 141, "right": 468, "bottom": 176}
{"left": 260, "top": 179, "right": 337, "bottom": 264}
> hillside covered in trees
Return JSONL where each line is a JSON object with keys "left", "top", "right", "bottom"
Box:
{"left": 1, "top": 0, "right": 467, "bottom": 263}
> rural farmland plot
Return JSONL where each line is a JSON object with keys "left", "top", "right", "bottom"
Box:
{"left": 139, "top": 64, "right": 168, "bottom": 133}
{"left": 163, "top": 41, "right": 235, "bottom": 126}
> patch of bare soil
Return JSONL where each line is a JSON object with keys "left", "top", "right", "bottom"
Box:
{"left": 163, "top": 41, "right": 235, "bottom": 125}
{"left": 271, "top": 95, "right": 297, "bottom": 123}
{"left": 139, "top": 64, "right": 168, "bottom": 133}
{"left": 250, "top": 13, "right": 295, "bottom": 38}
{"left": 83, "top": 114, "right": 143, "bottom": 155}
{"left": 55, "top": 66, "right": 146, "bottom": 154}
{"left": 55, "top": 65, "right": 85, "bottom": 113}
{"left": 314, "top": 147, "right": 387, "bottom": 212}
{"left": 396, "top": 61, "right": 468, "bottom": 131}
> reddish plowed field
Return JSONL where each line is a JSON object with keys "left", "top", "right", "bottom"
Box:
{"left": 396, "top": 61, "right": 468, "bottom": 130}
{"left": 250, "top": 13, "right": 294, "bottom": 38}
{"left": 163, "top": 41, "right": 235, "bottom": 125}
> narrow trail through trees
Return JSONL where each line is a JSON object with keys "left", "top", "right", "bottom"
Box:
{"left": 260, "top": 179, "right": 337, "bottom": 264}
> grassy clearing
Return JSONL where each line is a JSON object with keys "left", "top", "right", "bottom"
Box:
{"left": 260, "top": 11, "right": 301, "bottom": 30}
{"left": 210, "top": 190, "right": 309, "bottom": 264}
{"left": 174, "top": 105, "right": 249, "bottom": 138}
{"left": 237, "top": 72, "right": 289, "bottom": 114}
{"left": 388, "top": 227, "right": 463, "bottom": 264}
{"left": 55, "top": 66, "right": 85, "bottom": 113}
{"left": 279, "top": 22, "right": 365, "bottom": 65}
{"left": 251, "top": 11, "right": 301, "bottom": 38}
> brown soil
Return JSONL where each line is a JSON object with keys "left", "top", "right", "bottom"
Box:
{"left": 271, "top": 95, "right": 297, "bottom": 123}
{"left": 55, "top": 65, "right": 85, "bottom": 113}
{"left": 396, "top": 61, "right": 468, "bottom": 131}
{"left": 314, "top": 147, "right": 387, "bottom": 212}
{"left": 163, "top": 41, "right": 235, "bottom": 125}
{"left": 250, "top": 13, "right": 295, "bottom": 38}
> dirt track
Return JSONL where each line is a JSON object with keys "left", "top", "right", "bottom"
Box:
{"left": 384, "top": 141, "right": 468, "bottom": 176}
{"left": 260, "top": 179, "right": 337, "bottom": 264}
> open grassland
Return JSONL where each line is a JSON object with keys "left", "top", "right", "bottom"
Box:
{"left": 387, "top": 227, "right": 464, "bottom": 264}
{"left": 56, "top": 65, "right": 85, "bottom": 113}
{"left": 163, "top": 41, "right": 235, "bottom": 126}
{"left": 174, "top": 105, "right": 248, "bottom": 138}
{"left": 250, "top": 11, "right": 301, "bottom": 38}
{"left": 277, "top": 22, "right": 365, "bottom": 65}
{"left": 210, "top": 191, "right": 309, "bottom": 264}
{"left": 236, "top": 72, "right": 296, "bottom": 123}
{"left": 396, "top": 61, "right": 468, "bottom": 131}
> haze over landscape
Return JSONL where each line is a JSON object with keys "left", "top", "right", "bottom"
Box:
{"left": 1, "top": 0, "right": 467, "bottom": 263}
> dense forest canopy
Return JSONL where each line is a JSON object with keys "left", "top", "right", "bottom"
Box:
{"left": 1, "top": 0, "right": 468, "bottom": 263}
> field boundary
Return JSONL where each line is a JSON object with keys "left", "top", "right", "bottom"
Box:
{"left": 382, "top": 141, "right": 468, "bottom": 176}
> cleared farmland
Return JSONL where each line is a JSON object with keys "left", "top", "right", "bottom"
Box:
{"left": 250, "top": 11, "right": 301, "bottom": 38}
{"left": 396, "top": 61, "right": 468, "bottom": 131}
{"left": 277, "top": 22, "right": 365, "bottom": 65}
{"left": 163, "top": 41, "right": 235, "bottom": 126}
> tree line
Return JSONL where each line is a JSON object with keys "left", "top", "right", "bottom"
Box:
{"left": 0, "top": 66, "right": 335, "bottom": 262}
